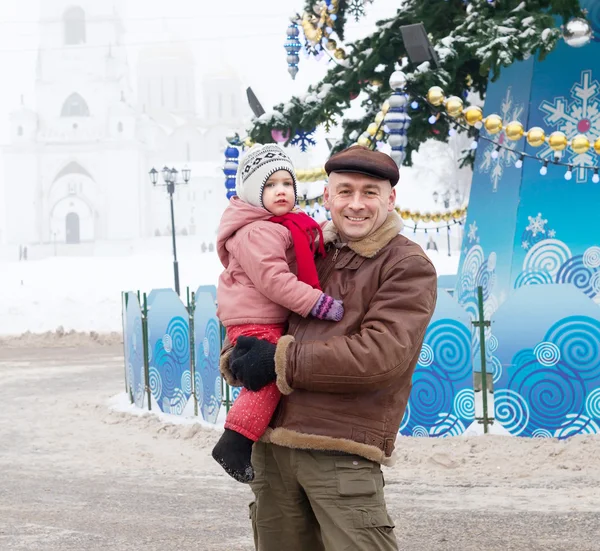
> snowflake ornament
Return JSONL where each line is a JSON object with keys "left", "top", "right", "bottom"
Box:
{"left": 290, "top": 129, "right": 317, "bottom": 152}
{"left": 526, "top": 213, "right": 548, "bottom": 237}
{"left": 347, "top": 0, "right": 365, "bottom": 21}
{"left": 539, "top": 70, "right": 600, "bottom": 183}
{"left": 468, "top": 221, "right": 478, "bottom": 242}
{"left": 479, "top": 87, "right": 524, "bottom": 192}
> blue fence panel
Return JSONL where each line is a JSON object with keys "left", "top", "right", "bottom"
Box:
{"left": 194, "top": 286, "right": 222, "bottom": 423}
{"left": 124, "top": 292, "right": 145, "bottom": 408}
{"left": 493, "top": 284, "right": 600, "bottom": 438}
{"left": 146, "top": 289, "right": 191, "bottom": 414}
{"left": 400, "top": 290, "right": 475, "bottom": 437}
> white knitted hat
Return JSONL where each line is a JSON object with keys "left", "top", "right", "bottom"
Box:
{"left": 235, "top": 143, "right": 297, "bottom": 208}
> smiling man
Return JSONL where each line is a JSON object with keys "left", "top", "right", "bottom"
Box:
{"left": 221, "top": 145, "right": 438, "bottom": 551}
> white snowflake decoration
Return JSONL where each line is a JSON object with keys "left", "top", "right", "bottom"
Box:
{"left": 548, "top": 229, "right": 556, "bottom": 238}
{"left": 526, "top": 213, "right": 548, "bottom": 237}
{"left": 479, "top": 87, "right": 524, "bottom": 192}
{"left": 539, "top": 70, "right": 600, "bottom": 183}
{"left": 522, "top": 241, "right": 530, "bottom": 250}
{"left": 468, "top": 221, "right": 478, "bottom": 242}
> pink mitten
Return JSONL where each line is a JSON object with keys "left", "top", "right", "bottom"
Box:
{"left": 310, "top": 293, "right": 344, "bottom": 322}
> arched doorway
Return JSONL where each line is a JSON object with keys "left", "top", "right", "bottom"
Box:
{"left": 66, "top": 212, "right": 80, "bottom": 244}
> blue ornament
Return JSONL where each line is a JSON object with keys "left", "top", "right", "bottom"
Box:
{"left": 223, "top": 144, "right": 240, "bottom": 199}
{"left": 290, "top": 129, "right": 317, "bottom": 152}
{"left": 285, "top": 22, "right": 302, "bottom": 80}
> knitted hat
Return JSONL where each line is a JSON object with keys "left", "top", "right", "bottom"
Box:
{"left": 235, "top": 143, "right": 297, "bottom": 208}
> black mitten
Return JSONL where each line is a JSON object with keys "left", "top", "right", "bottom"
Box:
{"left": 230, "top": 336, "right": 277, "bottom": 392}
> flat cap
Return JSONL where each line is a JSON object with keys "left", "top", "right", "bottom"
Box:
{"left": 325, "top": 145, "right": 399, "bottom": 187}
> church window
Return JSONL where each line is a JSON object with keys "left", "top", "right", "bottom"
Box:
{"left": 64, "top": 7, "right": 86, "bottom": 45}
{"left": 61, "top": 93, "right": 90, "bottom": 117}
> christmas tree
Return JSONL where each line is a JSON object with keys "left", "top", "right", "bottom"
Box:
{"left": 246, "top": 0, "right": 585, "bottom": 165}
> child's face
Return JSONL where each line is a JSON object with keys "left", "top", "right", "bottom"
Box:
{"left": 262, "top": 170, "right": 296, "bottom": 216}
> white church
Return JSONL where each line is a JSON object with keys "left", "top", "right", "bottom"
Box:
{"left": 1, "top": 1, "right": 248, "bottom": 248}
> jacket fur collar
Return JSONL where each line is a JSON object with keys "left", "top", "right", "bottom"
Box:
{"left": 321, "top": 212, "right": 404, "bottom": 258}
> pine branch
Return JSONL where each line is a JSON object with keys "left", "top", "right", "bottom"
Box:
{"left": 248, "top": 0, "right": 584, "bottom": 165}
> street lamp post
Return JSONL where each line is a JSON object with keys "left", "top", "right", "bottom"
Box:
{"left": 149, "top": 165, "right": 191, "bottom": 295}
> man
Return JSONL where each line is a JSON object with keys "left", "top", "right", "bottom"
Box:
{"left": 220, "top": 145, "right": 437, "bottom": 551}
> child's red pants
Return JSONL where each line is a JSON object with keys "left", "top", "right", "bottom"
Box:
{"left": 224, "top": 324, "right": 284, "bottom": 441}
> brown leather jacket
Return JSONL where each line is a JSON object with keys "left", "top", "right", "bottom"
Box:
{"left": 221, "top": 213, "right": 437, "bottom": 465}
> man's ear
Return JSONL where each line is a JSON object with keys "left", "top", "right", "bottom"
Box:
{"left": 324, "top": 185, "right": 330, "bottom": 209}
{"left": 387, "top": 187, "right": 397, "bottom": 212}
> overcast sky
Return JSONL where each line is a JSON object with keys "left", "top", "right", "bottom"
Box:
{"left": 0, "top": 0, "right": 397, "bottom": 143}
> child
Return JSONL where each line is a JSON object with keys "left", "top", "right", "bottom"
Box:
{"left": 212, "top": 143, "right": 344, "bottom": 483}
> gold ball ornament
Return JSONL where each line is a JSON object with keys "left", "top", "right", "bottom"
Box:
{"left": 452, "top": 208, "right": 463, "bottom": 219}
{"left": 367, "top": 123, "right": 379, "bottom": 136}
{"left": 441, "top": 212, "right": 452, "bottom": 222}
{"left": 421, "top": 212, "right": 432, "bottom": 223}
{"left": 526, "top": 127, "right": 546, "bottom": 147}
{"left": 549, "top": 131, "right": 568, "bottom": 151}
{"left": 376, "top": 131, "right": 384, "bottom": 141}
{"left": 400, "top": 209, "right": 411, "bottom": 220}
{"left": 483, "top": 114, "right": 503, "bottom": 135}
{"left": 464, "top": 106, "right": 483, "bottom": 126}
{"left": 382, "top": 101, "right": 390, "bottom": 115}
{"left": 594, "top": 137, "right": 600, "bottom": 155}
{"left": 505, "top": 121, "right": 525, "bottom": 141}
{"left": 357, "top": 134, "right": 371, "bottom": 147}
{"left": 243, "top": 136, "right": 254, "bottom": 147}
{"left": 571, "top": 134, "right": 591, "bottom": 155}
{"left": 333, "top": 48, "right": 346, "bottom": 60}
{"left": 444, "top": 96, "right": 464, "bottom": 118}
{"left": 296, "top": 169, "right": 306, "bottom": 181}
{"left": 431, "top": 213, "right": 442, "bottom": 223}
{"left": 375, "top": 111, "right": 385, "bottom": 124}
{"left": 426, "top": 86, "right": 445, "bottom": 107}
{"left": 325, "top": 39, "right": 337, "bottom": 51}
{"left": 412, "top": 211, "right": 421, "bottom": 222}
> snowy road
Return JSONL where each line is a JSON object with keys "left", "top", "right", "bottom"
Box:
{"left": 1, "top": 345, "right": 599, "bottom": 550}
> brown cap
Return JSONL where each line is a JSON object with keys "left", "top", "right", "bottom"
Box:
{"left": 324, "top": 145, "right": 399, "bottom": 187}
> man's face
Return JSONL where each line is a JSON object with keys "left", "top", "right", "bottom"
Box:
{"left": 324, "top": 172, "right": 396, "bottom": 242}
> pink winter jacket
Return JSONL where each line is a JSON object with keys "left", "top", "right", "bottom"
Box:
{"left": 216, "top": 197, "right": 323, "bottom": 327}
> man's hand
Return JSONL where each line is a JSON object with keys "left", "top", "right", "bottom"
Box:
{"left": 229, "top": 336, "right": 277, "bottom": 391}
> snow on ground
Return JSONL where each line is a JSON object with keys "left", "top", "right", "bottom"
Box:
{"left": 0, "top": 235, "right": 460, "bottom": 337}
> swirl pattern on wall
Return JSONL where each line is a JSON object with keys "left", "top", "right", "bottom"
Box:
{"left": 494, "top": 389, "right": 530, "bottom": 436}
{"left": 405, "top": 369, "right": 454, "bottom": 429}
{"left": 412, "top": 426, "right": 429, "bottom": 437}
{"left": 545, "top": 316, "right": 600, "bottom": 381}
{"left": 427, "top": 319, "right": 472, "bottom": 381}
{"left": 453, "top": 389, "right": 475, "bottom": 419}
{"left": 586, "top": 388, "right": 600, "bottom": 419}
{"left": 583, "top": 246, "right": 600, "bottom": 269}
{"left": 556, "top": 256, "right": 599, "bottom": 298}
{"left": 418, "top": 344, "right": 434, "bottom": 367}
{"left": 475, "top": 261, "right": 495, "bottom": 301}
{"left": 554, "top": 414, "right": 600, "bottom": 439}
{"left": 508, "top": 356, "right": 585, "bottom": 433}
{"left": 533, "top": 342, "right": 561, "bottom": 367}
{"left": 523, "top": 239, "right": 572, "bottom": 278}
{"left": 514, "top": 269, "right": 554, "bottom": 288}
{"left": 166, "top": 316, "right": 190, "bottom": 364}
{"left": 429, "top": 414, "right": 466, "bottom": 437}
{"left": 153, "top": 339, "right": 180, "bottom": 400}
